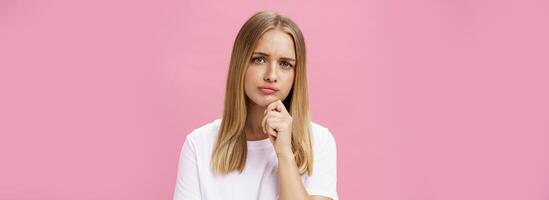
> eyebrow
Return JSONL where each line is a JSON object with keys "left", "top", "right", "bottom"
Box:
{"left": 252, "top": 51, "right": 296, "bottom": 62}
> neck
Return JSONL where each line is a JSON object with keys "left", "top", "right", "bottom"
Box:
{"left": 244, "top": 100, "right": 269, "bottom": 141}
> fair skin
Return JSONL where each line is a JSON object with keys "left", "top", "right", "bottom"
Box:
{"left": 243, "top": 29, "right": 331, "bottom": 200}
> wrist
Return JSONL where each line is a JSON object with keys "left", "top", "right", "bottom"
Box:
{"left": 276, "top": 151, "right": 295, "bottom": 159}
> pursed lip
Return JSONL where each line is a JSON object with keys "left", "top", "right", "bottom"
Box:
{"left": 258, "top": 86, "right": 279, "bottom": 94}
{"left": 258, "top": 86, "right": 279, "bottom": 91}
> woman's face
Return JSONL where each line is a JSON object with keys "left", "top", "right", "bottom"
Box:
{"left": 244, "top": 29, "right": 296, "bottom": 107}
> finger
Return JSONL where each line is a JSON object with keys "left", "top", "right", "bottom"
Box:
{"left": 265, "top": 118, "right": 283, "bottom": 136}
{"left": 262, "top": 111, "right": 278, "bottom": 134}
{"left": 265, "top": 109, "right": 284, "bottom": 118}
{"left": 261, "top": 113, "right": 267, "bottom": 134}
{"left": 272, "top": 100, "right": 289, "bottom": 114}
{"left": 265, "top": 120, "right": 279, "bottom": 137}
{"left": 268, "top": 134, "right": 275, "bottom": 144}
{"left": 265, "top": 99, "right": 282, "bottom": 113}
{"left": 262, "top": 109, "right": 284, "bottom": 134}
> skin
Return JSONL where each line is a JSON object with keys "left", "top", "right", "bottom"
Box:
{"left": 243, "top": 29, "right": 331, "bottom": 200}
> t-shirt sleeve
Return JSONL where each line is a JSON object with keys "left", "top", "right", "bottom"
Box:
{"left": 173, "top": 133, "right": 202, "bottom": 200}
{"left": 304, "top": 127, "right": 339, "bottom": 200}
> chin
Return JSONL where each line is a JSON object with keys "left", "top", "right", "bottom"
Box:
{"left": 249, "top": 95, "right": 278, "bottom": 107}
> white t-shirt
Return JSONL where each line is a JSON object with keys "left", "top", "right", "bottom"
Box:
{"left": 173, "top": 118, "right": 339, "bottom": 200}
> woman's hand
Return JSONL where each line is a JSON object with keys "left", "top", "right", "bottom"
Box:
{"left": 262, "top": 99, "right": 293, "bottom": 155}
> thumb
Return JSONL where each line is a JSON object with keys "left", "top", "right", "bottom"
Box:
{"left": 268, "top": 133, "right": 275, "bottom": 144}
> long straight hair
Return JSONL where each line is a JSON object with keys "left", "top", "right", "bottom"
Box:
{"left": 211, "top": 11, "right": 313, "bottom": 176}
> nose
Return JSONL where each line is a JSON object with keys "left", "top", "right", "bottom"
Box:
{"left": 263, "top": 61, "right": 277, "bottom": 83}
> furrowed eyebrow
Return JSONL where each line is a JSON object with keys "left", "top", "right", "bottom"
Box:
{"left": 252, "top": 51, "right": 295, "bottom": 62}
{"left": 252, "top": 52, "right": 269, "bottom": 57}
{"left": 280, "top": 57, "right": 296, "bottom": 62}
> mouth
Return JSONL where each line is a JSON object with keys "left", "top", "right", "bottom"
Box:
{"left": 258, "top": 86, "right": 278, "bottom": 95}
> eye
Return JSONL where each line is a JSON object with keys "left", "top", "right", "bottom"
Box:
{"left": 280, "top": 61, "right": 294, "bottom": 69}
{"left": 251, "top": 57, "right": 266, "bottom": 65}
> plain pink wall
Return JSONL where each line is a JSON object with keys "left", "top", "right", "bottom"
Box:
{"left": 1, "top": 0, "right": 548, "bottom": 199}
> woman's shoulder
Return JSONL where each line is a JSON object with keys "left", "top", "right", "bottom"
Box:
{"left": 185, "top": 118, "right": 222, "bottom": 142}
{"left": 309, "top": 121, "right": 337, "bottom": 145}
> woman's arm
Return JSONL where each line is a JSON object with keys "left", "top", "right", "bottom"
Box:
{"left": 277, "top": 152, "right": 332, "bottom": 200}
{"left": 262, "top": 100, "right": 334, "bottom": 200}
{"left": 276, "top": 151, "right": 309, "bottom": 200}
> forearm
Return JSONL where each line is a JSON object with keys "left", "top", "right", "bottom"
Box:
{"left": 277, "top": 152, "right": 310, "bottom": 200}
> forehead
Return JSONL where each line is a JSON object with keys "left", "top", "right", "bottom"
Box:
{"left": 253, "top": 29, "right": 296, "bottom": 59}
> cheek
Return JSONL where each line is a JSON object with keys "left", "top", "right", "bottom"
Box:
{"left": 245, "top": 66, "right": 257, "bottom": 79}
{"left": 244, "top": 67, "right": 259, "bottom": 90}
{"left": 284, "top": 71, "right": 295, "bottom": 88}
{"left": 278, "top": 72, "right": 295, "bottom": 96}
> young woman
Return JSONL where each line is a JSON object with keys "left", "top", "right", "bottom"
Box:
{"left": 173, "top": 11, "right": 339, "bottom": 200}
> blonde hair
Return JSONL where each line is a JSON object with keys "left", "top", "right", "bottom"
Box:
{"left": 211, "top": 11, "right": 313, "bottom": 176}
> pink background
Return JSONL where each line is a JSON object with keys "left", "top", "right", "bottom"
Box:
{"left": 1, "top": 0, "right": 548, "bottom": 199}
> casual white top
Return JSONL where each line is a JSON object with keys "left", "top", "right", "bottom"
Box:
{"left": 173, "top": 118, "right": 339, "bottom": 200}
